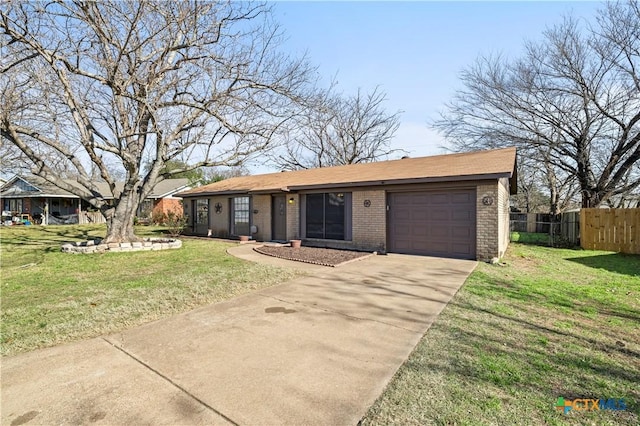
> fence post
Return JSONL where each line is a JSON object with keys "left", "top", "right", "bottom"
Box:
{"left": 527, "top": 213, "right": 536, "bottom": 233}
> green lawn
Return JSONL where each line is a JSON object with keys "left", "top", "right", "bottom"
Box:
{"left": 0, "top": 225, "right": 299, "bottom": 356}
{"left": 363, "top": 244, "right": 640, "bottom": 426}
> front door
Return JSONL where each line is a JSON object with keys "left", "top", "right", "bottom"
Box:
{"left": 272, "top": 195, "right": 287, "bottom": 241}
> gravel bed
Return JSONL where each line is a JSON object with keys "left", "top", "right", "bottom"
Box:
{"left": 253, "top": 245, "right": 372, "bottom": 267}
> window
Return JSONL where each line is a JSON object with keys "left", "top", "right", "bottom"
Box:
{"left": 137, "top": 199, "right": 154, "bottom": 218}
{"left": 4, "top": 199, "right": 22, "bottom": 213}
{"left": 231, "top": 196, "right": 250, "bottom": 235}
{"left": 305, "top": 192, "right": 350, "bottom": 240}
{"left": 196, "top": 199, "right": 209, "bottom": 225}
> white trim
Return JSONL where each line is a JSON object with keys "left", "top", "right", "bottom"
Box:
{"left": 152, "top": 185, "right": 191, "bottom": 199}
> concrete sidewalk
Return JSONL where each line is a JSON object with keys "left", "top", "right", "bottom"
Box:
{"left": 1, "top": 247, "right": 476, "bottom": 425}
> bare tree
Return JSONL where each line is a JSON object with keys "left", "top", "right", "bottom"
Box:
{"left": 1, "top": 0, "right": 314, "bottom": 243}
{"left": 273, "top": 86, "right": 402, "bottom": 170}
{"left": 433, "top": 1, "right": 640, "bottom": 209}
{"left": 513, "top": 155, "right": 549, "bottom": 213}
{"left": 202, "top": 165, "right": 250, "bottom": 184}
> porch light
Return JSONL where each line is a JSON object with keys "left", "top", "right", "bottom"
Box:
{"left": 288, "top": 197, "right": 295, "bottom": 204}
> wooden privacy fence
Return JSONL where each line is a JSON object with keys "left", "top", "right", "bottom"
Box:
{"left": 581, "top": 208, "right": 640, "bottom": 254}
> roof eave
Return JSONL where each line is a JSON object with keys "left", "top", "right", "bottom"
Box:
{"left": 151, "top": 185, "right": 191, "bottom": 198}
{"left": 287, "top": 173, "right": 514, "bottom": 191}
{"left": 175, "top": 172, "right": 514, "bottom": 196}
{"left": 176, "top": 189, "right": 252, "bottom": 198}
{"left": 0, "top": 193, "right": 78, "bottom": 199}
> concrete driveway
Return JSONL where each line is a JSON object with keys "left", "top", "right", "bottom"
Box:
{"left": 1, "top": 246, "right": 476, "bottom": 426}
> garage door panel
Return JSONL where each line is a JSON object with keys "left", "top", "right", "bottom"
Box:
{"left": 431, "top": 209, "right": 449, "bottom": 221}
{"left": 452, "top": 210, "right": 473, "bottom": 221}
{"left": 412, "top": 210, "right": 429, "bottom": 221}
{"left": 451, "top": 243, "right": 473, "bottom": 256}
{"left": 410, "top": 241, "right": 430, "bottom": 251}
{"left": 452, "top": 226, "right": 473, "bottom": 238}
{"left": 394, "top": 210, "right": 411, "bottom": 220}
{"left": 389, "top": 190, "right": 476, "bottom": 259}
{"left": 430, "top": 227, "right": 449, "bottom": 239}
{"left": 393, "top": 240, "right": 413, "bottom": 250}
{"left": 430, "top": 193, "right": 451, "bottom": 204}
{"left": 392, "top": 224, "right": 412, "bottom": 236}
{"left": 412, "top": 226, "right": 429, "bottom": 237}
{"left": 393, "top": 195, "right": 412, "bottom": 206}
{"left": 411, "top": 194, "right": 430, "bottom": 205}
{"left": 451, "top": 192, "right": 473, "bottom": 204}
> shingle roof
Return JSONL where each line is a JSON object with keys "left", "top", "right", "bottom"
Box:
{"left": 178, "top": 147, "right": 516, "bottom": 197}
{"left": 0, "top": 176, "right": 190, "bottom": 199}
{"left": 144, "top": 178, "right": 190, "bottom": 198}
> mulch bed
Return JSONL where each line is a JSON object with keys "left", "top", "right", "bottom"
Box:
{"left": 253, "top": 245, "right": 373, "bottom": 267}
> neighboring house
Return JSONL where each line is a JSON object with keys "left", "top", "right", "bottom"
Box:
{"left": 135, "top": 178, "right": 191, "bottom": 220}
{"left": 0, "top": 176, "right": 190, "bottom": 224}
{"left": 176, "top": 148, "right": 517, "bottom": 260}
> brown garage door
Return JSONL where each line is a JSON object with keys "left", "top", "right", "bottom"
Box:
{"left": 388, "top": 189, "right": 476, "bottom": 259}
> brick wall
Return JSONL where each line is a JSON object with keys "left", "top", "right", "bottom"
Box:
{"left": 497, "top": 177, "right": 511, "bottom": 257}
{"left": 286, "top": 194, "right": 299, "bottom": 240}
{"left": 251, "top": 194, "right": 272, "bottom": 241}
{"left": 352, "top": 190, "right": 387, "bottom": 252}
{"left": 476, "top": 183, "right": 499, "bottom": 260}
{"left": 152, "top": 198, "right": 183, "bottom": 217}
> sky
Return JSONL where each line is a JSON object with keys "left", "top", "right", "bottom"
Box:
{"left": 247, "top": 0, "right": 603, "bottom": 172}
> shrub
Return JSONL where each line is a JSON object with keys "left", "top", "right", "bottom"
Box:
{"left": 151, "top": 210, "right": 166, "bottom": 225}
{"left": 166, "top": 211, "right": 187, "bottom": 237}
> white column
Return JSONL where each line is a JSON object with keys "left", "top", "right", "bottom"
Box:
{"left": 43, "top": 199, "right": 49, "bottom": 226}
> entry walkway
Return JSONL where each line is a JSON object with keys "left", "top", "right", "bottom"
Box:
{"left": 2, "top": 247, "right": 476, "bottom": 425}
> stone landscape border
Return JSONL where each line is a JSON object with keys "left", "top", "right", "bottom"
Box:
{"left": 61, "top": 238, "right": 182, "bottom": 254}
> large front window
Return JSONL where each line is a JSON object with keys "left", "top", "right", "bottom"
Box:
{"left": 305, "top": 193, "right": 346, "bottom": 240}
{"left": 232, "top": 196, "right": 250, "bottom": 235}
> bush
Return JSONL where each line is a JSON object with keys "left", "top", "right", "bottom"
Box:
{"left": 151, "top": 210, "right": 166, "bottom": 225}
{"left": 166, "top": 211, "right": 187, "bottom": 237}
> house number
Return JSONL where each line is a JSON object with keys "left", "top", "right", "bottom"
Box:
{"left": 482, "top": 196, "right": 494, "bottom": 206}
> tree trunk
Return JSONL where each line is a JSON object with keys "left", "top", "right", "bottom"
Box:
{"left": 581, "top": 189, "right": 601, "bottom": 208}
{"left": 549, "top": 188, "right": 559, "bottom": 216}
{"left": 546, "top": 164, "right": 560, "bottom": 216}
{"left": 102, "top": 189, "right": 143, "bottom": 243}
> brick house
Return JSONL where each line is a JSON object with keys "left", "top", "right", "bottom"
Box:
{"left": 135, "top": 179, "right": 191, "bottom": 220}
{"left": 1, "top": 176, "right": 190, "bottom": 224}
{"left": 176, "top": 148, "right": 517, "bottom": 260}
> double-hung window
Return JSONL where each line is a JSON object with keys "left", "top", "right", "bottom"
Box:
{"left": 304, "top": 192, "right": 351, "bottom": 240}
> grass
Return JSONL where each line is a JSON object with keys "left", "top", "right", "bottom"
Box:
{"left": 0, "top": 225, "right": 300, "bottom": 356}
{"left": 362, "top": 244, "right": 640, "bottom": 426}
